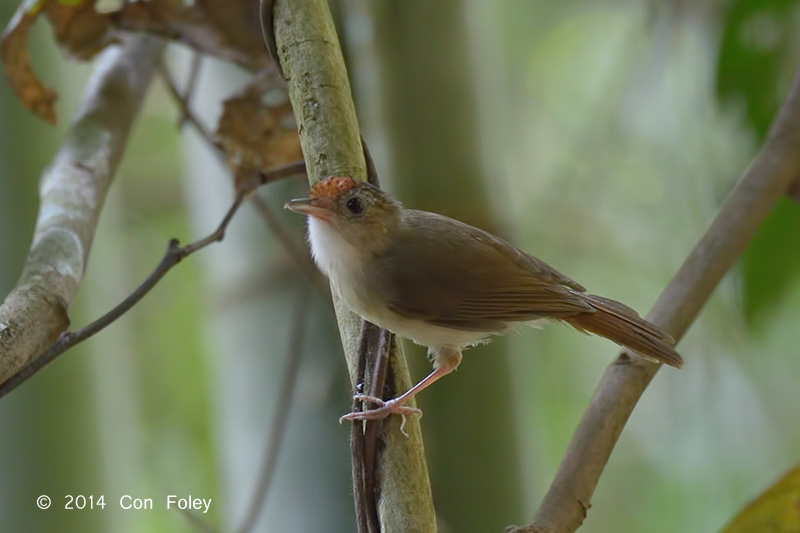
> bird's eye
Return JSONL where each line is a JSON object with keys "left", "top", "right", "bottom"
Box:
{"left": 346, "top": 196, "right": 364, "bottom": 215}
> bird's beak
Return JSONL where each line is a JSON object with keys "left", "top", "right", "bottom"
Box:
{"left": 284, "top": 197, "right": 333, "bottom": 221}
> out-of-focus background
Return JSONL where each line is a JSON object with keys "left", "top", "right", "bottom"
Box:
{"left": 1, "top": 1, "right": 799, "bottom": 532}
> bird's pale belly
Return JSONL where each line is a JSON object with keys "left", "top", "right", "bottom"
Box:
{"left": 334, "top": 277, "right": 492, "bottom": 351}
{"left": 311, "top": 217, "right": 500, "bottom": 350}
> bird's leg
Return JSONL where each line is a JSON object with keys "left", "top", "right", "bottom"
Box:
{"left": 340, "top": 348, "right": 462, "bottom": 423}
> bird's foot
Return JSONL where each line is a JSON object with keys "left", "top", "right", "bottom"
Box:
{"left": 339, "top": 394, "right": 422, "bottom": 435}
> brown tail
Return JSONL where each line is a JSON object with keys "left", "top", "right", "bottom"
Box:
{"left": 562, "top": 293, "right": 684, "bottom": 368}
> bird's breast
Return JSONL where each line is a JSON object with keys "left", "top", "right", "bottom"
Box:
{"left": 307, "top": 216, "right": 494, "bottom": 351}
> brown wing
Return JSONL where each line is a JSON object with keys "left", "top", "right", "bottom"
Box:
{"left": 367, "top": 210, "right": 593, "bottom": 332}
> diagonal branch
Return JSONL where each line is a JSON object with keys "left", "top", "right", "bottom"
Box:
{"left": 157, "top": 61, "right": 328, "bottom": 297}
{"left": 178, "top": 53, "right": 203, "bottom": 127}
{"left": 268, "top": 0, "right": 437, "bottom": 531}
{"left": 157, "top": 59, "right": 223, "bottom": 152}
{"left": 0, "top": 167, "right": 296, "bottom": 400}
{"left": 509, "top": 61, "right": 800, "bottom": 533}
{"left": 0, "top": 35, "right": 164, "bottom": 384}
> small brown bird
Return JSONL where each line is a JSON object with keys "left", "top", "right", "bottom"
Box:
{"left": 286, "top": 176, "right": 682, "bottom": 422}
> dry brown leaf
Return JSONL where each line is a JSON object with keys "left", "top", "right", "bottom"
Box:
{"left": 216, "top": 66, "right": 302, "bottom": 187}
{"left": 1, "top": 0, "right": 267, "bottom": 123}
{"left": 202, "top": 0, "right": 267, "bottom": 68}
{"left": 113, "top": 0, "right": 268, "bottom": 70}
{"left": 1, "top": 0, "right": 116, "bottom": 123}
{"left": 722, "top": 462, "right": 800, "bottom": 533}
{"left": 1, "top": 1, "right": 58, "bottom": 123}
{"left": 42, "top": 0, "right": 113, "bottom": 61}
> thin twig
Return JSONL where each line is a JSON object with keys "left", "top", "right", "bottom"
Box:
{"left": 253, "top": 161, "right": 308, "bottom": 188}
{"left": 178, "top": 53, "right": 204, "bottom": 127}
{"left": 235, "top": 282, "right": 310, "bottom": 533}
{"left": 350, "top": 322, "right": 373, "bottom": 533}
{"left": 511, "top": 61, "right": 800, "bottom": 533}
{"left": 158, "top": 60, "right": 221, "bottom": 153}
{"left": 159, "top": 58, "right": 305, "bottom": 188}
{"left": 259, "top": 0, "right": 282, "bottom": 80}
{"left": 248, "top": 196, "right": 329, "bottom": 297}
{"left": 0, "top": 36, "right": 164, "bottom": 384}
{"left": 160, "top": 52, "right": 315, "bottom": 533}
{"left": 158, "top": 62, "right": 322, "bottom": 299}
{"left": 163, "top": 66, "right": 307, "bottom": 190}
{"left": 362, "top": 329, "right": 391, "bottom": 533}
{"left": 0, "top": 167, "right": 292, "bottom": 400}
{"left": 350, "top": 321, "right": 387, "bottom": 533}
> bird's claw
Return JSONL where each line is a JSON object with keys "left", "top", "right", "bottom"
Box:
{"left": 339, "top": 394, "right": 423, "bottom": 434}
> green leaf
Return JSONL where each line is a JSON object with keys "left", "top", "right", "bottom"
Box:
{"left": 722, "top": 462, "right": 800, "bottom": 532}
{"left": 717, "top": 0, "right": 800, "bottom": 322}
{"left": 716, "top": 0, "right": 797, "bottom": 140}
{"left": 742, "top": 199, "right": 800, "bottom": 323}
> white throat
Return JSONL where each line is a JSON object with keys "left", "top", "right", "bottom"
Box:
{"left": 307, "top": 217, "right": 364, "bottom": 281}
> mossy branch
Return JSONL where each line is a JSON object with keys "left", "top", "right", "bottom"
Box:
{"left": 272, "top": 1, "right": 436, "bottom": 531}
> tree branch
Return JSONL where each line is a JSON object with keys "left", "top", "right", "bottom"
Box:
{"left": 247, "top": 195, "right": 330, "bottom": 297}
{"left": 350, "top": 321, "right": 385, "bottom": 533}
{"left": 0, "top": 35, "right": 164, "bottom": 384}
{"left": 157, "top": 60, "right": 224, "bottom": 153}
{"left": 158, "top": 61, "right": 328, "bottom": 297}
{"left": 269, "top": 1, "right": 437, "bottom": 531}
{"left": 509, "top": 61, "right": 800, "bottom": 533}
{"left": 0, "top": 168, "right": 270, "bottom": 399}
{"left": 0, "top": 160, "right": 301, "bottom": 399}
{"left": 178, "top": 53, "right": 203, "bottom": 127}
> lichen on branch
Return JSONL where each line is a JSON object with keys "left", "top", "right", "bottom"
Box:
{"left": 0, "top": 35, "right": 164, "bottom": 383}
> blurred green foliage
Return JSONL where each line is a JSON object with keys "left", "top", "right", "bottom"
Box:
{"left": 716, "top": 0, "right": 800, "bottom": 325}
{"left": 1, "top": 1, "right": 800, "bottom": 532}
{"left": 717, "top": 0, "right": 797, "bottom": 138}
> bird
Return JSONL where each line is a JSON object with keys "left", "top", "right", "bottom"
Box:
{"left": 285, "top": 176, "right": 683, "bottom": 423}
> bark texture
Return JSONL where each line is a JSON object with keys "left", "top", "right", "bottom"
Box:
{"left": 273, "top": 1, "right": 437, "bottom": 531}
{"left": 0, "top": 36, "right": 164, "bottom": 383}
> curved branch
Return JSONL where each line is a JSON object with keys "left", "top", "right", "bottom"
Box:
{"left": 0, "top": 35, "right": 164, "bottom": 383}
{"left": 157, "top": 62, "right": 329, "bottom": 298}
{"left": 509, "top": 62, "right": 800, "bottom": 533}
{"left": 0, "top": 162, "right": 302, "bottom": 400}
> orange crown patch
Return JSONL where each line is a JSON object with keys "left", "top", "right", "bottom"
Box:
{"left": 310, "top": 176, "right": 360, "bottom": 199}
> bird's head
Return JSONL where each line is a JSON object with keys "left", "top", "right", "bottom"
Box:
{"left": 285, "top": 176, "right": 402, "bottom": 256}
